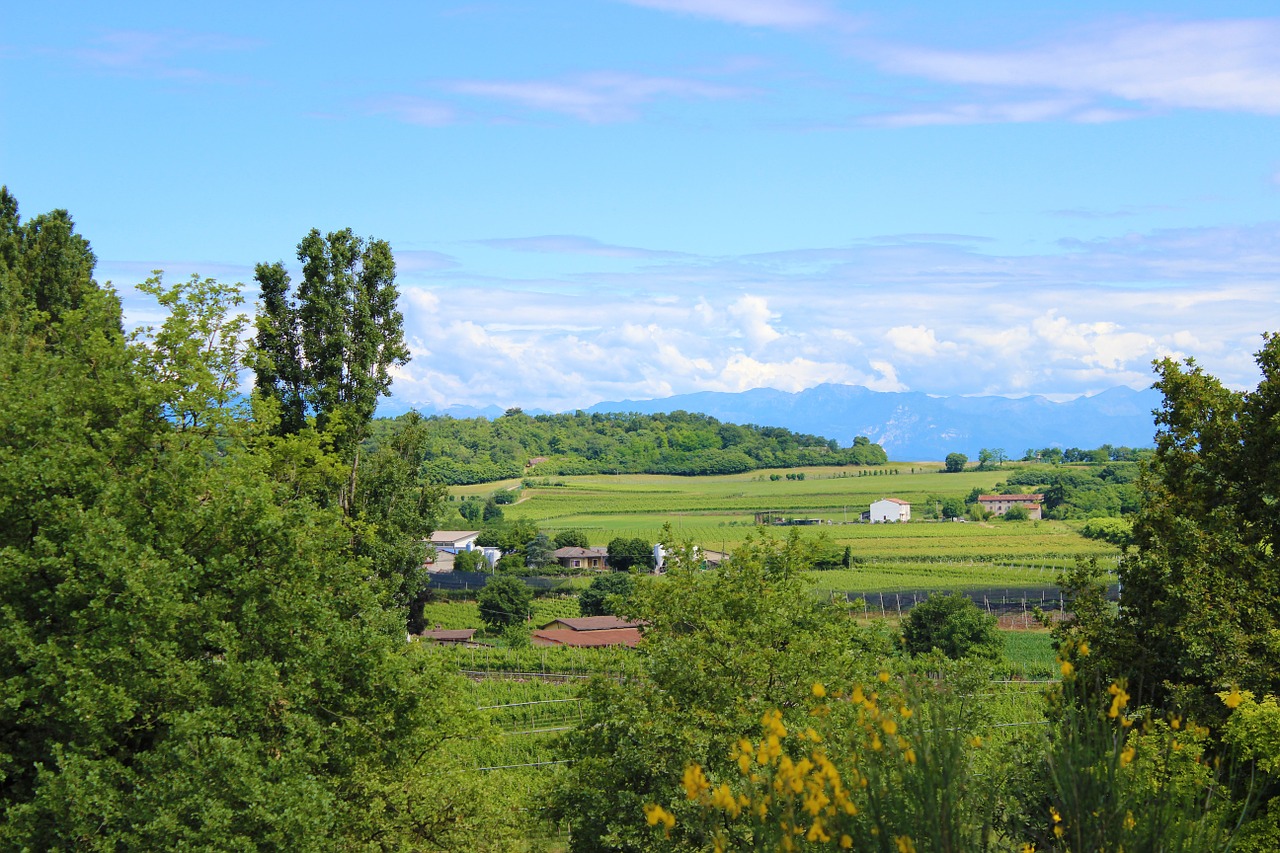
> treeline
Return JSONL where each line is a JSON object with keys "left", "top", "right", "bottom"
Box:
{"left": 379, "top": 408, "right": 887, "bottom": 485}
{"left": 992, "top": 462, "right": 1140, "bottom": 519}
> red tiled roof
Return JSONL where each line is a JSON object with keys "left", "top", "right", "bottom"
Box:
{"left": 531, "top": 628, "right": 642, "bottom": 648}
{"left": 541, "top": 615, "right": 642, "bottom": 631}
{"left": 978, "top": 494, "right": 1044, "bottom": 502}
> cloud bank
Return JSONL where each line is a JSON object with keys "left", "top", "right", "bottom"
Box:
{"left": 375, "top": 222, "right": 1280, "bottom": 411}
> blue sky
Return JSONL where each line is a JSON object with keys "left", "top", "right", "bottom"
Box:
{"left": 4, "top": 0, "right": 1279, "bottom": 411}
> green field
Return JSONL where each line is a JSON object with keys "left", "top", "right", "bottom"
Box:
{"left": 447, "top": 467, "right": 1120, "bottom": 589}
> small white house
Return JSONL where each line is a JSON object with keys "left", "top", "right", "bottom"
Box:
{"left": 869, "top": 498, "right": 911, "bottom": 523}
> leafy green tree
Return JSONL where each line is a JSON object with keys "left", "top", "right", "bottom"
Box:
{"left": 944, "top": 452, "right": 968, "bottom": 473}
{"left": 452, "top": 548, "right": 488, "bottom": 573}
{"left": 477, "top": 575, "right": 532, "bottom": 628}
{"left": 0, "top": 186, "right": 100, "bottom": 327}
{"left": 548, "top": 532, "right": 890, "bottom": 850}
{"left": 252, "top": 228, "right": 408, "bottom": 442}
{"left": 901, "top": 593, "right": 1000, "bottom": 660}
{"left": 941, "top": 497, "right": 966, "bottom": 519}
{"left": 1100, "top": 341, "right": 1280, "bottom": 721}
{"left": 1003, "top": 504, "right": 1029, "bottom": 521}
{"left": 977, "top": 447, "right": 1006, "bottom": 470}
{"left": 579, "top": 572, "right": 637, "bottom": 617}
{"left": 0, "top": 250, "right": 503, "bottom": 849}
{"left": 495, "top": 553, "right": 527, "bottom": 574}
{"left": 607, "top": 536, "right": 656, "bottom": 573}
{"left": 555, "top": 528, "right": 590, "bottom": 549}
{"left": 1079, "top": 517, "right": 1134, "bottom": 547}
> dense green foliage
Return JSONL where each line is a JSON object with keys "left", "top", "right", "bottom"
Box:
{"left": 548, "top": 533, "right": 893, "bottom": 851}
{"left": 400, "top": 409, "right": 886, "bottom": 484}
{"left": 253, "top": 227, "right": 408, "bottom": 441}
{"left": 0, "top": 191, "right": 509, "bottom": 850}
{"left": 1098, "top": 341, "right": 1280, "bottom": 720}
{"left": 606, "top": 536, "right": 657, "bottom": 573}
{"left": 901, "top": 593, "right": 1001, "bottom": 660}
{"left": 989, "top": 461, "right": 1141, "bottom": 518}
{"left": 477, "top": 574, "right": 534, "bottom": 628}
{"left": 578, "top": 572, "right": 637, "bottom": 617}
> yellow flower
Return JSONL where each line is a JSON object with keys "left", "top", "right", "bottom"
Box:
{"left": 812, "top": 682, "right": 827, "bottom": 698}
{"left": 899, "top": 705, "right": 913, "bottom": 719}
{"left": 851, "top": 685, "right": 865, "bottom": 704}
{"left": 807, "top": 817, "right": 831, "bottom": 843}
{"left": 840, "top": 835, "right": 854, "bottom": 849}
{"left": 969, "top": 735, "right": 984, "bottom": 748}
{"left": 1107, "top": 681, "right": 1130, "bottom": 718}
{"left": 1060, "top": 659, "right": 1075, "bottom": 678}
{"left": 878, "top": 671, "right": 891, "bottom": 683}
{"left": 1079, "top": 641, "right": 1090, "bottom": 656}
{"left": 1223, "top": 687, "right": 1246, "bottom": 709}
{"left": 643, "top": 803, "right": 675, "bottom": 832}
{"left": 882, "top": 719, "right": 898, "bottom": 736}
{"left": 1050, "top": 806, "right": 1062, "bottom": 824}
{"left": 683, "top": 764, "right": 710, "bottom": 801}
{"left": 904, "top": 748, "right": 917, "bottom": 765}
{"left": 1124, "top": 811, "right": 1136, "bottom": 831}
{"left": 1120, "top": 745, "right": 1136, "bottom": 767}
{"left": 895, "top": 834, "right": 917, "bottom": 853}
{"left": 1021, "top": 845, "right": 1036, "bottom": 853}
{"left": 711, "top": 783, "right": 741, "bottom": 818}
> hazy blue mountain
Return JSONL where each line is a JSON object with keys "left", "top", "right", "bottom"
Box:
{"left": 585, "top": 384, "right": 1162, "bottom": 461}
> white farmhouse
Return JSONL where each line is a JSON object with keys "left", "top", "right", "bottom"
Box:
{"left": 869, "top": 498, "right": 911, "bottom": 523}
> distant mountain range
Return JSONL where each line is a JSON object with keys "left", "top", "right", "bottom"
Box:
{"left": 586, "top": 384, "right": 1162, "bottom": 461}
{"left": 383, "top": 383, "right": 1163, "bottom": 462}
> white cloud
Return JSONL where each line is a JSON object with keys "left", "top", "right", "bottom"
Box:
{"left": 715, "top": 354, "right": 861, "bottom": 392}
{"left": 71, "top": 29, "right": 259, "bottom": 82}
{"left": 619, "top": 0, "right": 843, "bottom": 29}
{"left": 871, "top": 18, "right": 1280, "bottom": 124}
{"left": 365, "top": 96, "right": 457, "bottom": 127}
{"left": 866, "top": 360, "right": 907, "bottom": 392}
{"left": 727, "top": 294, "right": 782, "bottom": 348}
{"left": 112, "top": 220, "right": 1280, "bottom": 412}
{"left": 885, "top": 325, "right": 944, "bottom": 357}
{"left": 446, "top": 71, "right": 746, "bottom": 123}
{"left": 476, "top": 235, "right": 687, "bottom": 260}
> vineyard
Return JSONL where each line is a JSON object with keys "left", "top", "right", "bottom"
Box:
{"left": 447, "top": 467, "right": 1122, "bottom": 588}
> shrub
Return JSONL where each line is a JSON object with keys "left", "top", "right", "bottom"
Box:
{"left": 452, "top": 549, "right": 488, "bottom": 573}
{"left": 579, "top": 572, "right": 637, "bottom": 617}
{"left": 476, "top": 575, "right": 532, "bottom": 628}
{"left": 901, "top": 593, "right": 1000, "bottom": 660}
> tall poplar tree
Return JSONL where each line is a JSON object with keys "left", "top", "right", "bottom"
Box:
{"left": 253, "top": 227, "right": 408, "bottom": 442}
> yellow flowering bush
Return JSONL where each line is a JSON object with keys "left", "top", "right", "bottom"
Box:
{"left": 647, "top": 673, "right": 997, "bottom": 851}
{"left": 646, "top": 666, "right": 1249, "bottom": 852}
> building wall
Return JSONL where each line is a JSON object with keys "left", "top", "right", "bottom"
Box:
{"left": 869, "top": 500, "right": 910, "bottom": 523}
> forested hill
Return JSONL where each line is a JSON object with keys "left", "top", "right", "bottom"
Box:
{"left": 371, "top": 409, "right": 887, "bottom": 485}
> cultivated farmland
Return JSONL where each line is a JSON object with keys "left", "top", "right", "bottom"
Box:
{"left": 455, "top": 466, "right": 1121, "bottom": 592}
